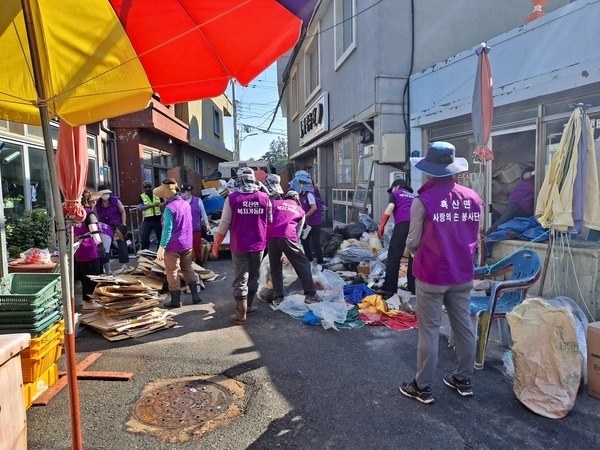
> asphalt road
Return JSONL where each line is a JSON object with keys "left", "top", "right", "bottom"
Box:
{"left": 26, "top": 256, "right": 600, "bottom": 450}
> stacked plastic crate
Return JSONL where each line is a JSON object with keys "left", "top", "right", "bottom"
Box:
{"left": 0, "top": 273, "right": 63, "bottom": 408}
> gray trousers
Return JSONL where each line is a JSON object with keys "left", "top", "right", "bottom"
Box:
{"left": 415, "top": 279, "right": 476, "bottom": 389}
{"left": 267, "top": 237, "right": 316, "bottom": 298}
{"left": 231, "top": 251, "right": 263, "bottom": 300}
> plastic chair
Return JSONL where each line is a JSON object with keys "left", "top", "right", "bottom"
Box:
{"left": 470, "top": 248, "right": 541, "bottom": 369}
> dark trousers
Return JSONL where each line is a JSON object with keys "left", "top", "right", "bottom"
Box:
{"left": 382, "top": 221, "right": 415, "bottom": 294}
{"left": 268, "top": 237, "right": 316, "bottom": 298}
{"left": 301, "top": 224, "right": 323, "bottom": 264}
{"left": 485, "top": 202, "right": 529, "bottom": 236}
{"left": 74, "top": 258, "right": 103, "bottom": 300}
{"left": 140, "top": 218, "right": 162, "bottom": 250}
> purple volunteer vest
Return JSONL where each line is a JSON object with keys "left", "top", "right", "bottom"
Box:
{"left": 392, "top": 188, "right": 415, "bottom": 223}
{"left": 268, "top": 199, "right": 305, "bottom": 242}
{"left": 95, "top": 196, "right": 121, "bottom": 225}
{"left": 73, "top": 210, "right": 100, "bottom": 262}
{"left": 413, "top": 177, "right": 482, "bottom": 285}
{"left": 189, "top": 196, "right": 202, "bottom": 232}
{"left": 508, "top": 179, "right": 535, "bottom": 214}
{"left": 299, "top": 191, "right": 322, "bottom": 226}
{"left": 164, "top": 196, "right": 193, "bottom": 252}
{"left": 228, "top": 191, "right": 270, "bottom": 252}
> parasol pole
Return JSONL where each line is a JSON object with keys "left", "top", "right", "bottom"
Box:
{"left": 21, "top": 1, "right": 83, "bottom": 449}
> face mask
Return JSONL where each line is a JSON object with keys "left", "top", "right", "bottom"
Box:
{"left": 102, "top": 194, "right": 110, "bottom": 201}
{"left": 181, "top": 192, "right": 190, "bottom": 200}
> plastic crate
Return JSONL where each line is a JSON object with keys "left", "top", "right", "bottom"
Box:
{"left": 0, "top": 273, "right": 61, "bottom": 311}
{"left": 0, "top": 310, "right": 62, "bottom": 336}
{"left": 0, "top": 295, "right": 62, "bottom": 324}
{"left": 20, "top": 332, "right": 62, "bottom": 383}
{"left": 23, "top": 362, "right": 59, "bottom": 410}
{"left": 20, "top": 319, "right": 64, "bottom": 359}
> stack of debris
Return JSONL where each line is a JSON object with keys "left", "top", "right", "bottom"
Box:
{"left": 80, "top": 276, "right": 176, "bottom": 341}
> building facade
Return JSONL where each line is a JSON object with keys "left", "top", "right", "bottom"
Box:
{"left": 409, "top": 0, "right": 600, "bottom": 319}
{"left": 278, "top": 0, "right": 570, "bottom": 227}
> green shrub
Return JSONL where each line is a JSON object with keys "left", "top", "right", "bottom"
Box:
{"left": 6, "top": 210, "right": 53, "bottom": 254}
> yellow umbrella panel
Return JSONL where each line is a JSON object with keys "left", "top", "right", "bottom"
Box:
{"left": 0, "top": 0, "right": 152, "bottom": 126}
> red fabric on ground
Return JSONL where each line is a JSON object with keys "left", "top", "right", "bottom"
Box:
{"left": 359, "top": 311, "right": 418, "bottom": 331}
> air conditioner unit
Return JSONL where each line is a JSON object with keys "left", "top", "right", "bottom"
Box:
{"left": 378, "top": 133, "right": 406, "bottom": 163}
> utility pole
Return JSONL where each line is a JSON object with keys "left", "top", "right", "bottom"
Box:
{"left": 231, "top": 80, "right": 240, "bottom": 160}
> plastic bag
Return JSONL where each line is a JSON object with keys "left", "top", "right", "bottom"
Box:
{"left": 307, "top": 301, "right": 350, "bottom": 330}
{"left": 340, "top": 245, "right": 374, "bottom": 263}
{"left": 21, "top": 248, "right": 52, "bottom": 264}
{"left": 358, "top": 213, "right": 378, "bottom": 231}
{"left": 507, "top": 297, "right": 582, "bottom": 419}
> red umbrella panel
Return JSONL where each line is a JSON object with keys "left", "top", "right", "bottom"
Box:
{"left": 472, "top": 43, "right": 494, "bottom": 162}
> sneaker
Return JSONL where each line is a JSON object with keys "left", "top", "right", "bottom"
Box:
{"left": 443, "top": 374, "right": 473, "bottom": 397}
{"left": 399, "top": 379, "right": 434, "bottom": 404}
{"left": 272, "top": 297, "right": 284, "bottom": 307}
{"left": 304, "top": 293, "right": 321, "bottom": 304}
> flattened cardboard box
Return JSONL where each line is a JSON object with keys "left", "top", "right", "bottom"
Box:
{"left": 587, "top": 321, "right": 600, "bottom": 400}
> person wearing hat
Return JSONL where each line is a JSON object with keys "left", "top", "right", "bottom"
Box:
{"left": 93, "top": 184, "right": 129, "bottom": 263}
{"left": 154, "top": 178, "right": 202, "bottom": 308}
{"left": 211, "top": 168, "right": 271, "bottom": 325}
{"left": 399, "top": 141, "right": 482, "bottom": 405}
{"left": 295, "top": 173, "right": 325, "bottom": 265}
{"left": 179, "top": 183, "right": 211, "bottom": 265}
{"left": 263, "top": 175, "right": 321, "bottom": 306}
{"left": 74, "top": 188, "right": 106, "bottom": 301}
{"left": 377, "top": 178, "right": 416, "bottom": 297}
{"left": 137, "top": 181, "right": 163, "bottom": 251}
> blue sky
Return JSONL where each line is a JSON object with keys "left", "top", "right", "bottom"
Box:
{"left": 224, "top": 63, "right": 288, "bottom": 161}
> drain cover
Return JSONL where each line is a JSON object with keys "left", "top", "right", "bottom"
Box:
{"left": 134, "top": 379, "right": 231, "bottom": 428}
{"left": 127, "top": 375, "right": 245, "bottom": 443}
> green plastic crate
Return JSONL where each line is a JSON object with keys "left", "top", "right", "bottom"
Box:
{"left": 0, "top": 310, "right": 62, "bottom": 336}
{"left": 0, "top": 273, "right": 61, "bottom": 311}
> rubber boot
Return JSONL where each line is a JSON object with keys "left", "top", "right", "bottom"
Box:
{"left": 247, "top": 290, "right": 258, "bottom": 315}
{"left": 230, "top": 298, "right": 247, "bottom": 325}
{"left": 103, "top": 262, "right": 112, "bottom": 276}
{"left": 188, "top": 282, "right": 202, "bottom": 304}
{"left": 164, "top": 290, "right": 182, "bottom": 308}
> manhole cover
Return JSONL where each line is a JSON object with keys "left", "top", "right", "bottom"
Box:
{"left": 127, "top": 375, "right": 245, "bottom": 443}
{"left": 133, "top": 379, "right": 231, "bottom": 428}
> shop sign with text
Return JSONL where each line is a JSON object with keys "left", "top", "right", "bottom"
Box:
{"left": 299, "top": 92, "right": 329, "bottom": 147}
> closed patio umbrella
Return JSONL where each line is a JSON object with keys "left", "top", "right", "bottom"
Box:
{"left": 535, "top": 103, "right": 600, "bottom": 296}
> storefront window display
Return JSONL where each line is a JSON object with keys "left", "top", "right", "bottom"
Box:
{"left": 0, "top": 142, "right": 25, "bottom": 222}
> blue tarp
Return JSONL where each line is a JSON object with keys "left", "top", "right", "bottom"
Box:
{"left": 343, "top": 284, "right": 374, "bottom": 304}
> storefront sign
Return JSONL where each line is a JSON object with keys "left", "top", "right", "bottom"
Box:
{"left": 299, "top": 92, "right": 329, "bottom": 147}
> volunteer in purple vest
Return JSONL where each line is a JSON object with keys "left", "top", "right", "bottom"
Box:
{"left": 377, "top": 178, "right": 416, "bottom": 296}
{"left": 93, "top": 184, "right": 129, "bottom": 263}
{"left": 263, "top": 175, "right": 321, "bottom": 306}
{"left": 180, "top": 184, "right": 211, "bottom": 265}
{"left": 485, "top": 166, "right": 535, "bottom": 236}
{"left": 296, "top": 174, "right": 324, "bottom": 264}
{"left": 212, "top": 168, "right": 271, "bottom": 325}
{"left": 154, "top": 179, "right": 202, "bottom": 308}
{"left": 74, "top": 188, "right": 105, "bottom": 301}
{"left": 399, "top": 141, "right": 482, "bottom": 405}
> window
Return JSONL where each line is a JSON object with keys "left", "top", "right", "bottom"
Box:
{"left": 304, "top": 25, "right": 320, "bottom": 102}
{"left": 194, "top": 157, "right": 203, "bottom": 174}
{"left": 334, "top": 0, "right": 356, "bottom": 68}
{"left": 335, "top": 135, "right": 353, "bottom": 185}
{"left": 290, "top": 66, "right": 298, "bottom": 118}
{"left": 213, "top": 107, "right": 221, "bottom": 137}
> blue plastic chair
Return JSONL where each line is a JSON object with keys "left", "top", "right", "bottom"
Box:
{"left": 470, "top": 249, "right": 541, "bottom": 369}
